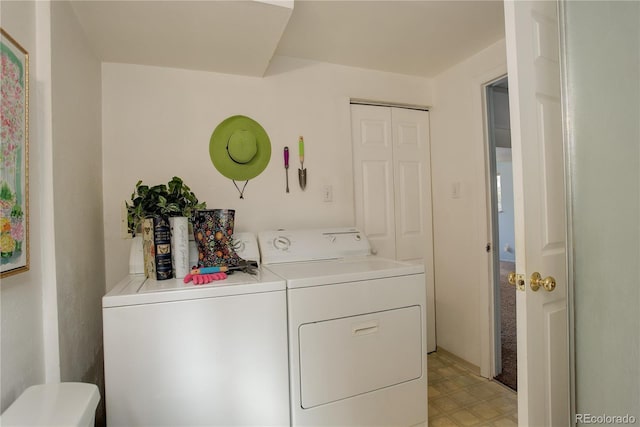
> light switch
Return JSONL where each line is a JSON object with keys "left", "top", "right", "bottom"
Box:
{"left": 323, "top": 185, "right": 333, "bottom": 202}
{"left": 451, "top": 182, "right": 461, "bottom": 199}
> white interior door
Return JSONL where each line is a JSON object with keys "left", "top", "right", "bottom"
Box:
{"left": 351, "top": 103, "right": 436, "bottom": 353}
{"left": 504, "top": 0, "right": 570, "bottom": 425}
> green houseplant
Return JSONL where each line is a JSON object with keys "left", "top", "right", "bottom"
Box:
{"left": 126, "top": 176, "right": 206, "bottom": 236}
{"left": 126, "top": 176, "right": 206, "bottom": 279}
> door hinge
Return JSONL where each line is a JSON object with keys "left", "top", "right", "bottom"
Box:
{"left": 486, "top": 243, "right": 491, "bottom": 253}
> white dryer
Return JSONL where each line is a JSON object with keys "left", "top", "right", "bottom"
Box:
{"left": 259, "top": 228, "right": 427, "bottom": 427}
{"left": 102, "top": 234, "right": 289, "bottom": 427}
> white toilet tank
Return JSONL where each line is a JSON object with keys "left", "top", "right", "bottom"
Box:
{"left": 1, "top": 382, "right": 100, "bottom": 427}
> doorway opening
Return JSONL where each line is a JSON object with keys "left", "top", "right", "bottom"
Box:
{"left": 485, "top": 76, "right": 517, "bottom": 391}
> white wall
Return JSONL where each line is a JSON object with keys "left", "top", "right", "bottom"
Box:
{"left": 102, "top": 57, "right": 433, "bottom": 289}
{"left": 0, "top": 0, "right": 46, "bottom": 412}
{"left": 430, "top": 39, "right": 506, "bottom": 369}
{"left": 1, "top": 2, "right": 106, "bottom": 418}
{"left": 50, "top": 2, "right": 105, "bottom": 424}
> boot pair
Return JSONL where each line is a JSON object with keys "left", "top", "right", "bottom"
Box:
{"left": 192, "top": 209, "right": 244, "bottom": 268}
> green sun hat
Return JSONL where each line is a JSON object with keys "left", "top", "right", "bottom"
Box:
{"left": 210, "top": 115, "right": 272, "bottom": 182}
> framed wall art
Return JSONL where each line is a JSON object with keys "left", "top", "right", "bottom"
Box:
{"left": 1, "top": 28, "right": 29, "bottom": 278}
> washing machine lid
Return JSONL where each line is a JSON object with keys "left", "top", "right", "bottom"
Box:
{"left": 265, "top": 256, "right": 424, "bottom": 289}
{"left": 1, "top": 383, "right": 100, "bottom": 427}
{"left": 103, "top": 268, "right": 286, "bottom": 307}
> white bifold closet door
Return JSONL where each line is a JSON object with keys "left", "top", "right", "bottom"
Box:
{"left": 351, "top": 103, "right": 436, "bottom": 353}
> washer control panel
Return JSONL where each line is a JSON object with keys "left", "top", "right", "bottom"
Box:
{"left": 272, "top": 236, "right": 292, "bottom": 251}
{"left": 258, "top": 228, "right": 371, "bottom": 264}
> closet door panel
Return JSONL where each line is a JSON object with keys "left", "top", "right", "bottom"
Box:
{"left": 362, "top": 161, "right": 394, "bottom": 239}
{"left": 351, "top": 105, "right": 396, "bottom": 259}
{"left": 392, "top": 108, "right": 430, "bottom": 262}
{"left": 397, "top": 160, "right": 423, "bottom": 255}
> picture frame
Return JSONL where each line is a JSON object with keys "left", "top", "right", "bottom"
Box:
{"left": 1, "top": 28, "right": 29, "bottom": 278}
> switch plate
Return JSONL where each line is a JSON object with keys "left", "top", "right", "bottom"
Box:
{"left": 451, "top": 182, "right": 461, "bottom": 199}
{"left": 323, "top": 185, "right": 333, "bottom": 202}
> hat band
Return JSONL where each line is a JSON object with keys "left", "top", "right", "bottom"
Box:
{"left": 227, "top": 145, "right": 247, "bottom": 165}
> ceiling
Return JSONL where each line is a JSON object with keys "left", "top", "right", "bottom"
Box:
{"left": 70, "top": 0, "right": 505, "bottom": 79}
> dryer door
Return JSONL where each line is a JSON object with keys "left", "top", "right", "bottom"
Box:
{"left": 298, "top": 305, "right": 422, "bottom": 409}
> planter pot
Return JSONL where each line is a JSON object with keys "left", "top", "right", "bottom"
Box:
{"left": 129, "top": 235, "right": 144, "bottom": 275}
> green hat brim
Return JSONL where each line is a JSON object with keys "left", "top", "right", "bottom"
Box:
{"left": 210, "top": 115, "right": 271, "bottom": 181}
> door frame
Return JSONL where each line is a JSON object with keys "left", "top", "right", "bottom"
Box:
{"left": 484, "top": 75, "right": 510, "bottom": 380}
{"left": 557, "top": 0, "right": 576, "bottom": 420}
{"left": 471, "top": 64, "right": 508, "bottom": 379}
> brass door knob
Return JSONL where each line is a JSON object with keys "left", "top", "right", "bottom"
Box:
{"left": 508, "top": 272, "right": 517, "bottom": 286}
{"left": 530, "top": 272, "right": 556, "bottom": 292}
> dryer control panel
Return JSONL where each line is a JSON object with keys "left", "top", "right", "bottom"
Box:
{"left": 258, "top": 228, "right": 371, "bottom": 264}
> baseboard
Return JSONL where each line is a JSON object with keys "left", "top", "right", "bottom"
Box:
{"left": 435, "top": 346, "right": 481, "bottom": 376}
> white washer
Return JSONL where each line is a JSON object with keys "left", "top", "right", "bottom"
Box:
{"left": 259, "top": 228, "right": 427, "bottom": 427}
{"left": 103, "top": 234, "right": 289, "bottom": 427}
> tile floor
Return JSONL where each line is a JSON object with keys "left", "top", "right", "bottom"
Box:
{"left": 428, "top": 351, "right": 518, "bottom": 426}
